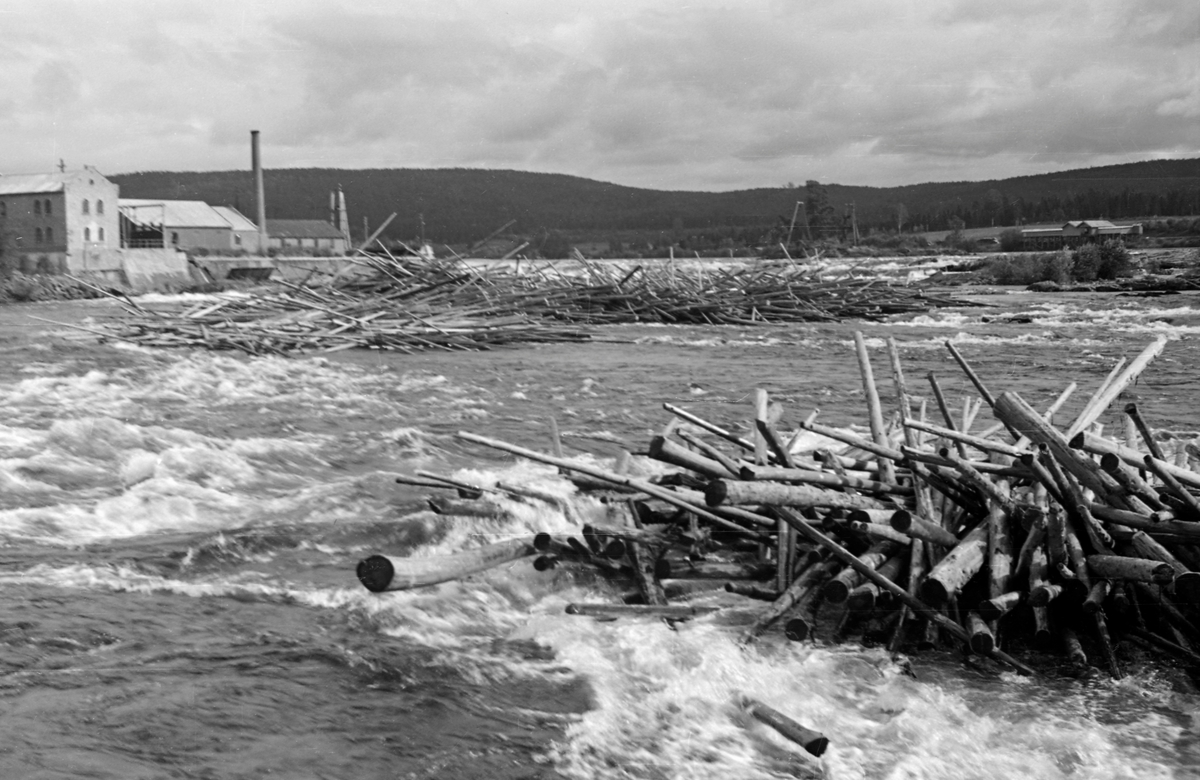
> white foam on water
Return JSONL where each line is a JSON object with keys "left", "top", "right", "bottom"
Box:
{"left": 512, "top": 606, "right": 1184, "bottom": 780}
{"left": 853, "top": 331, "right": 1106, "bottom": 351}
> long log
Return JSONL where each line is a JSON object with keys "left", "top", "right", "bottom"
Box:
{"left": 1124, "top": 402, "right": 1166, "bottom": 461}
{"left": 648, "top": 436, "right": 739, "bottom": 481}
{"left": 1065, "top": 336, "right": 1167, "bottom": 439}
{"left": 739, "top": 696, "right": 829, "bottom": 757}
{"left": 356, "top": 538, "right": 535, "bottom": 592}
{"left": 705, "top": 479, "right": 892, "bottom": 511}
{"left": 739, "top": 464, "right": 911, "bottom": 495}
{"left": 1086, "top": 554, "right": 1175, "bottom": 584}
{"left": 854, "top": 331, "right": 896, "bottom": 484}
{"left": 565, "top": 603, "right": 719, "bottom": 619}
{"left": 455, "top": 431, "right": 773, "bottom": 543}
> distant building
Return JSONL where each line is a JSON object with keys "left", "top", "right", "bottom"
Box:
{"left": 1020, "top": 220, "right": 1143, "bottom": 250}
{"left": 118, "top": 199, "right": 262, "bottom": 253}
{"left": 265, "top": 219, "right": 349, "bottom": 254}
{"left": 212, "top": 206, "right": 264, "bottom": 253}
{"left": 0, "top": 167, "right": 119, "bottom": 273}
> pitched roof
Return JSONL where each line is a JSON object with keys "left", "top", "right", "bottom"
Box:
{"left": 0, "top": 168, "right": 113, "bottom": 195}
{"left": 266, "top": 219, "right": 345, "bottom": 239}
{"left": 212, "top": 206, "right": 259, "bottom": 232}
{"left": 119, "top": 199, "right": 232, "bottom": 229}
{"left": 0, "top": 173, "right": 68, "bottom": 195}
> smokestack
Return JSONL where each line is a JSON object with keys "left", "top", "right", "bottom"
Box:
{"left": 337, "top": 187, "right": 350, "bottom": 246}
{"left": 251, "top": 130, "right": 267, "bottom": 254}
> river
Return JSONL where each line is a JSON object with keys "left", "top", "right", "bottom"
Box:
{"left": 0, "top": 283, "right": 1198, "bottom": 779}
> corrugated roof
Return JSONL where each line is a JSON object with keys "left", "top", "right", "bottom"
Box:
{"left": 119, "top": 199, "right": 232, "bottom": 229}
{"left": 212, "top": 206, "right": 259, "bottom": 232}
{"left": 266, "top": 219, "right": 345, "bottom": 239}
{"left": 0, "top": 173, "right": 67, "bottom": 195}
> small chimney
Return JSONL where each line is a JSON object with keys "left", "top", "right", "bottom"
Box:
{"left": 251, "top": 130, "right": 267, "bottom": 254}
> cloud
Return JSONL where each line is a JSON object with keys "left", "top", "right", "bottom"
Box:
{"left": 0, "top": 0, "right": 1194, "bottom": 188}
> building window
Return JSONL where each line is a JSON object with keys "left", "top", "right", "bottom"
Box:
{"left": 44, "top": 199, "right": 51, "bottom": 215}
{"left": 84, "top": 227, "right": 90, "bottom": 241}
{"left": 171, "top": 232, "right": 179, "bottom": 244}
{"left": 82, "top": 199, "right": 89, "bottom": 215}
{"left": 97, "top": 200, "right": 104, "bottom": 215}
{"left": 46, "top": 227, "right": 53, "bottom": 244}
{"left": 35, "top": 228, "right": 42, "bottom": 244}
{"left": 34, "top": 200, "right": 41, "bottom": 215}
{"left": 234, "top": 234, "right": 242, "bottom": 246}
{"left": 98, "top": 227, "right": 104, "bottom": 242}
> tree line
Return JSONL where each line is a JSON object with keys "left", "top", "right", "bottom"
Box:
{"left": 109, "top": 158, "right": 1200, "bottom": 248}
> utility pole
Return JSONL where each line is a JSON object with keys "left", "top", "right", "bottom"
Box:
{"left": 800, "top": 202, "right": 812, "bottom": 241}
{"left": 846, "top": 202, "right": 860, "bottom": 245}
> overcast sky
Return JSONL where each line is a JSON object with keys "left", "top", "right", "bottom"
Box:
{"left": 2, "top": 0, "right": 1197, "bottom": 191}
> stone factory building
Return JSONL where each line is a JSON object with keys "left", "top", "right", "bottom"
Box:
{"left": 0, "top": 167, "right": 120, "bottom": 274}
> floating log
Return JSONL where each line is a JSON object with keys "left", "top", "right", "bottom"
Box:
{"left": 739, "top": 696, "right": 829, "bottom": 757}
{"left": 565, "top": 603, "right": 719, "bottom": 619}
{"left": 356, "top": 538, "right": 535, "bottom": 592}
{"left": 426, "top": 496, "right": 508, "bottom": 518}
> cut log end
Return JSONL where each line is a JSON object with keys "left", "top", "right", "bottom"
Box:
{"left": 356, "top": 555, "right": 395, "bottom": 593}
{"left": 1174, "top": 572, "right": 1200, "bottom": 606}
{"left": 918, "top": 578, "right": 949, "bottom": 607}
{"left": 823, "top": 580, "right": 852, "bottom": 604}
{"left": 704, "top": 480, "right": 730, "bottom": 507}
{"left": 969, "top": 632, "right": 995, "bottom": 655}
{"left": 784, "top": 617, "right": 813, "bottom": 642}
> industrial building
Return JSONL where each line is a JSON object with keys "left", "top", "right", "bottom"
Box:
{"left": 0, "top": 167, "right": 120, "bottom": 273}
{"left": 266, "top": 219, "right": 349, "bottom": 254}
{"left": 1020, "top": 220, "right": 1143, "bottom": 250}
{"left": 119, "top": 199, "right": 263, "bottom": 253}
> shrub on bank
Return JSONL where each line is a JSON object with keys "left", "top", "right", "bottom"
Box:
{"left": 1071, "top": 240, "right": 1132, "bottom": 281}
{"left": 987, "top": 251, "right": 1073, "bottom": 285}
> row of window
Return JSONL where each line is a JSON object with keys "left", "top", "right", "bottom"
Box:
{"left": 0, "top": 199, "right": 105, "bottom": 217}
{"left": 26, "top": 226, "right": 105, "bottom": 244}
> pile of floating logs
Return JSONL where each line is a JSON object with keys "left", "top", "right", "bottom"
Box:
{"left": 360, "top": 333, "right": 1200, "bottom": 681}
{"left": 82, "top": 252, "right": 974, "bottom": 355}
{"left": 356, "top": 332, "right": 1200, "bottom": 756}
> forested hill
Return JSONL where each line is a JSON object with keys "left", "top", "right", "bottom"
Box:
{"left": 110, "top": 158, "right": 1200, "bottom": 245}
